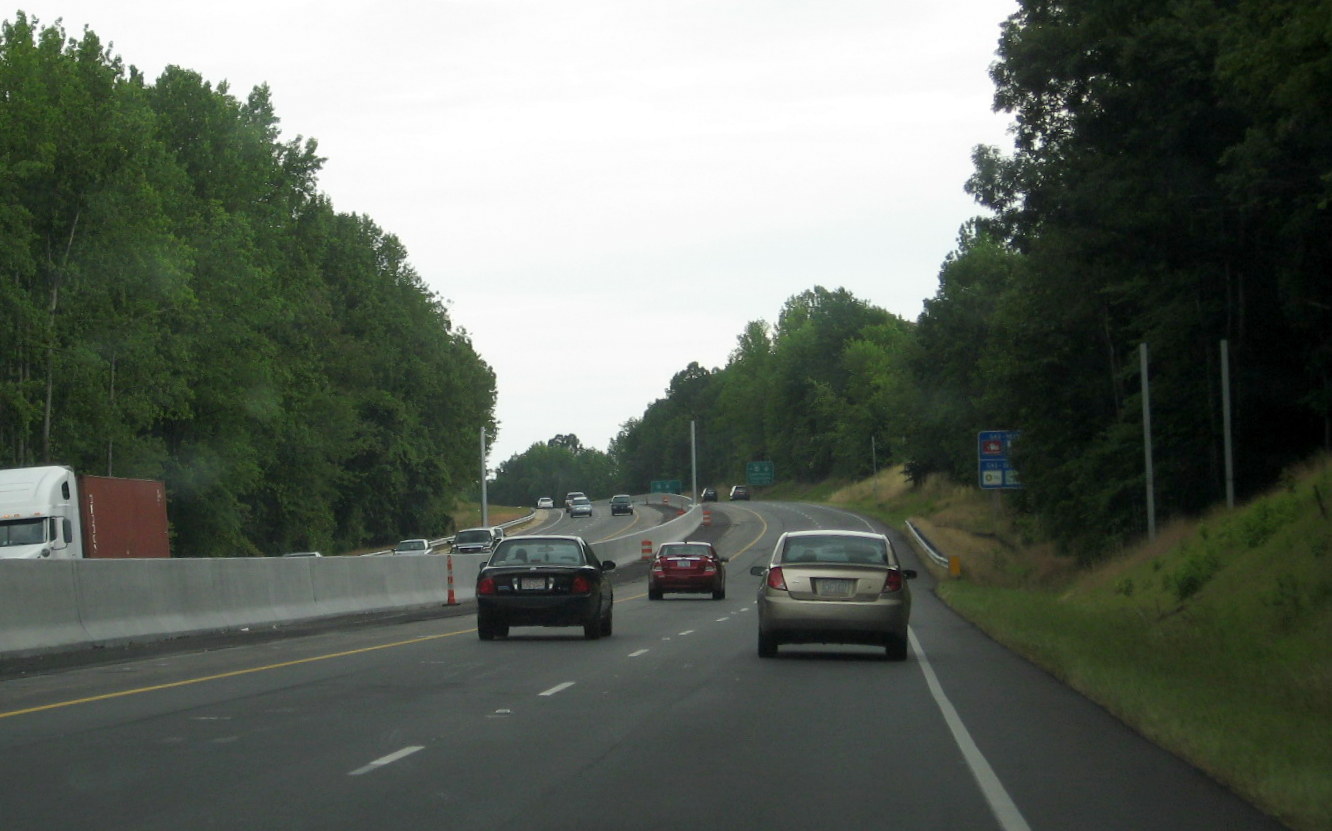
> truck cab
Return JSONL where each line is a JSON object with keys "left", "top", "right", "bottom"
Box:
{"left": 0, "top": 466, "right": 79, "bottom": 559}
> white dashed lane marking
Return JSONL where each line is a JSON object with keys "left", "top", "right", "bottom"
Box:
{"left": 348, "top": 745, "right": 424, "bottom": 776}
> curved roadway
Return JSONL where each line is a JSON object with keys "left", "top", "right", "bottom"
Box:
{"left": 0, "top": 500, "right": 1281, "bottom": 830}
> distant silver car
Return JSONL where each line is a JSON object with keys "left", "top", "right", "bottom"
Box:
{"left": 749, "top": 530, "right": 915, "bottom": 660}
{"left": 568, "top": 496, "right": 594, "bottom": 518}
{"left": 392, "top": 538, "right": 432, "bottom": 556}
{"left": 537, "top": 496, "right": 555, "bottom": 509}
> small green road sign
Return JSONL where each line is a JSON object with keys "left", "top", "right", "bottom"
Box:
{"left": 746, "top": 461, "right": 775, "bottom": 486}
{"left": 650, "top": 479, "right": 683, "bottom": 494}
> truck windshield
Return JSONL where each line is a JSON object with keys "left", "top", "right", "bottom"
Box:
{"left": 0, "top": 518, "right": 47, "bottom": 547}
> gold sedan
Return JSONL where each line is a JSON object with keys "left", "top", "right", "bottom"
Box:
{"left": 750, "top": 530, "right": 916, "bottom": 660}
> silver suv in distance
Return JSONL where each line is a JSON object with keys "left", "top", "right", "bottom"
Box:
{"left": 452, "top": 527, "right": 501, "bottom": 555}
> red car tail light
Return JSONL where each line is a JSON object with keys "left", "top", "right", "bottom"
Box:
{"left": 766, "top": 566, "right": 787, "bottom": 591}
{"left": 478, "top": 576, "right": 497, "bottom": 596}
{"left": 882, "top": 569, "right": 903, "bottom": 594}
{"left": 570, "top": 574, "right": 592, "bottom": 594}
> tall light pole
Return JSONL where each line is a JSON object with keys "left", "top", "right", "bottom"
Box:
{"left": 1221, "top": 339, "right": 1235, "bottom": 509}
{"left": 871, "top": 435, "right": 878, "bottom": 502}
{"left": 1140, "top": 343, "right": 1156, "bottom": 540}
{"left": 690, "top": 419, "right": 698, "bottom": 503}
{"left": 480, "top": 427, "right": 489, "bottom": 527}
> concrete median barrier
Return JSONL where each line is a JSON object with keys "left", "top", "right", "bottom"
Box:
{"left": 0, "top": 554, "right": 459, "bottom": 660}
{"left": 0, "top": 501, "right": 707, "bottom": 661}
{"left": 0, "top": 561, "right": 89, "bottom": 656}
{"left": 595, "top": 504, "right": 703, "bottom": 564}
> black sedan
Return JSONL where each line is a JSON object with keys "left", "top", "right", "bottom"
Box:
{"left": 609, "top": 494, "right": 634, "bottom": 515}
{"left": 475, "top": 535, "right": 616, "bottom": 640}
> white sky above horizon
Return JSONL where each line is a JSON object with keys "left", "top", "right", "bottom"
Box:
{"left": 18, "top": 1, "right": 1018, "bottom": 466}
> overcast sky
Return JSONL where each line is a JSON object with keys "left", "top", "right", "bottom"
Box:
{"left": 19, "top": 1, "right": 1017, "bottom": 466}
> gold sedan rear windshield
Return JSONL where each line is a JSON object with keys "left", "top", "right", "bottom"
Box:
{"left": 780, "top": 536, "right": 887, "bottom": 565}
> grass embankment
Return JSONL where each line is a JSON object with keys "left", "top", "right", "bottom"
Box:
{"left": 450, "top": 504, "right": 532, "bottom": 531}
{"left": 825, "top": 461, "right": 1332, "bottom": 831}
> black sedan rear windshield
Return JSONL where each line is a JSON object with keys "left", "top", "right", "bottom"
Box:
{"left": 492, "top": 540, "right": 586, "bottom": 565}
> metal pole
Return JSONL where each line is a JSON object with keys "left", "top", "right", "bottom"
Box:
{"left": 480, "top": 427, "right": 489, "bottom": 527}
{"left": 871, "top": 435, "right": 877, "bottom": 501}
{"left": 1140, "top": 343, "right": 1156, "bottom": 540}
{"left": 1221, "top": 339, "right": 1235, "bottom": 509}
{"left": 690, "top": 420, "right": 698, "bottom": 503}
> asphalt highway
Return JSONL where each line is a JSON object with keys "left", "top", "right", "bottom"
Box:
{"left": 0, "top": 500, "right": 1283, "bottom": 830}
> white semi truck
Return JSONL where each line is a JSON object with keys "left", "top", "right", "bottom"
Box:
{"left": 0, "top": 465, "right": 170, "bottom": 559}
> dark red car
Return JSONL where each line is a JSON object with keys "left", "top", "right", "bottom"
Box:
{"left": 648, "top": 541, "right": 727, "bottom": 600}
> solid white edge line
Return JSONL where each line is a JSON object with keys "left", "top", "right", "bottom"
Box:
{"left": 910, "top": 629, "right": 1033, "bottom": 831}
{"left": 538, "top": 681, "right": 576, "bottom": 697}
{"left": 348, "top": 745, "right": 425, "bottom": 776}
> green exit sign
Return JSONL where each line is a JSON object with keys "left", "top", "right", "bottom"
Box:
{"left": 650, "top": 480, "right": 682, "bottom": 494}
{"left": 746, "top": 461, "right": 774, "bottom": 485}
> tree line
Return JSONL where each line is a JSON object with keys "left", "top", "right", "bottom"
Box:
{"left": 1, "top": 14, "right": 496, "bottom": 556}
{"left": 495, "top": 0, "right": 1331, "bottom": 559}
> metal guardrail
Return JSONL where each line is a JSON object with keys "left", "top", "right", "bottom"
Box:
{"left": 905, "top": 519, "right": 949, "bottom": 569}
{"left": 364, "top": 492, "right": 688, "bottom": 557}
{"left": 361, "top": 511, "right": 538, "bottom": 557}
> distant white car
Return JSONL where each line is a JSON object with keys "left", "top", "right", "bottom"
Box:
{"left": 392, "top": 538, "right": 433, "bottom": 556}
{"left": 537, "top": 496, "right": 555, "bottom": 509}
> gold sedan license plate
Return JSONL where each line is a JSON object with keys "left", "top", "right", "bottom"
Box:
{"left": 815, "top": 578, "right": 854, "bottom": 597}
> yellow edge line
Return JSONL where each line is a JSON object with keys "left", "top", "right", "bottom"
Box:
{"left": 723, "top": 503, "right": 770, "bottom": 560}
{"left": 0, "top": 627, "right": 473, "bottom": 721}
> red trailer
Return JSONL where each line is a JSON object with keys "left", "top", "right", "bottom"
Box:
{"left": 77, "top": 475, "right": 171, "bottom": 559}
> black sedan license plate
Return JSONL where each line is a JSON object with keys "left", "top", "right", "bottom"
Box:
{"left": 519, "top": 577, "right": 547, "bottom": 591}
